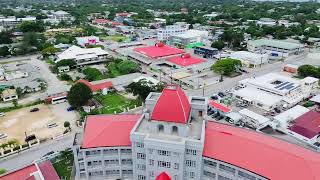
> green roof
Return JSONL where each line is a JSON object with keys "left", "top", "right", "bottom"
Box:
{"left": 186, "top": 42, "right": 205, "bottom": 49}
{"left": 248, "top": 39, "right": 303, "bottom": 50}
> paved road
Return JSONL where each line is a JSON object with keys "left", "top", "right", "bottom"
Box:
{"left": 0, "top": 132, "right": 75, "bottom": 171}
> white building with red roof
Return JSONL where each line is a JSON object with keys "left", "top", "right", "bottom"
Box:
{"left": 77, "top": 79, "right": 113, "bottom": 95}
{"left": 72, "top": 85, "right": 320, "bottom": 180}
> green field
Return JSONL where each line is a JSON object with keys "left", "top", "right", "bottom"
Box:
{"left": 52, "top": 151, "right": 74, "bottom": 180}
{"left": 94, "top": 92, "right": 141, "bottom": 114}
{"left": 100, "top": 35, "right": 130, "bottom": 42}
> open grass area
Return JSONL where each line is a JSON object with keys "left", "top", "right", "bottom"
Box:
{"left": 100, "top": 35, "right": 130, "bottom": 42}
{"left": 94, "top": 92, "right": 141, "bottom": 114}
{"left": 52, "top": 151, "right": 74, "bottom": 180}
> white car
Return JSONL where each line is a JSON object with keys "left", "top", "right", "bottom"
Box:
{"left": 0, "top": 133, "right": 8, "bottom": 139}
{"left": 0, "top": 112, "right": 4, "bottom": 117}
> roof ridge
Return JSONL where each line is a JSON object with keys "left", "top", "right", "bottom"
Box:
{"left": 176, "top": 89, "right": 187, "bottom": 122}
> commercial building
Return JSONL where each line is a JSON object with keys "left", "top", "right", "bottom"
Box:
{"left": 234, "top": 73, "right": 318, "bottom": 111}
{"left": 0, "top": 160, "right": 59, "bottom": 180}
{"left": 157, "top": 25, "right": 188, "bottom": 41}
{"left": 256, "top": 18, "right": 276, "bottom": 27}
{"left": 76, "top": 36, "right": 100, "bottom": 47}
{"left": 194, "top": 46, "right": 218, "bottom": 58}
{"left": 228, "top": 51, "right": 269, "bottom": 67}
{"left": 167, "top": 54, "right": 206, "bottom": 67}
{"left": 168, "top": 30, "right": 208, "bottom": 47}
{"left": 247, "top": 39, "right": 304, "bottom": 59}
{"left": 0, "top": 16, "right": 36, "bottom": 28}
{"left": 56, "top": 46, "right": 109, "bottom": 66}
{"left": 1, "top": 89, "right": 18, "bottom": 102}
{"left": 72, "top": 85, "right": 320, "bottom": 180}
{"left": 239, "top": 108, "right": 271, "bottom": 129}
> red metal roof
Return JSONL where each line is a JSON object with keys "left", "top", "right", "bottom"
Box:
{"left": 94, "top": 19, "right": 112, "bottom": 24}
{"left": 289, "top": 111, "right": 320, "bottom": 139}
{"left": 134, "top": 44, "right": 185, "bottom": 59}
{"left": 208, "top": 100, "right": 231, "bottom": 113}
{"left": 82, "top": 114, "right": 141, "bottom": 148}
{"left": 38, "top": 161, "right": 60, "bottom": 180}
{"left": 151, "top": 85, "right": 190, "bottom": 123}
{"left": 0, "top": 164, "right": 37, "bottom": 180}
{"left": 204, "top": 122, "right": 320, "bottom": 180}
{"left": 77, "top": 79, "right": 113, "bottom": 92}
{"left": 156, "top": 172, "right": 171, "bottom": 180}
{"left": 167, "top": 54, "right": 205, "bottom": 67}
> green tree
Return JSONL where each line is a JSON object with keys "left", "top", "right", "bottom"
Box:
{"left": 64, "top": 121, "right": 71, "bottom": 130}
{"left": 41, "top": 46, "right": 60, "bottom": 57}
{"left": 83, "top": 67, "right": 103, "bottom": 81}
{"left": 0, "top": 46, "right": 10, "bottom": 57}
{"left": 0, "top": 31, "right": 13, "bottom": 44}
{"left": 297, "top": 64, "right": 319, "bottom": 78}
{"left": 59, "top": 74, "right": 72, "bottom": 81}
{"left": 211, "top": 41, "right": 225, "bottom": 50}
{"left": 211, "top": 58, "right": 242, "bottom": 76}
{"left": 18, "top": 21, "right": 45, "bottom": 32}
{"left": 55, "top": 59, "right": 76, "bottom": 68}
{"left": 67, "top": 83, "right": 93, "bottom": 108}
{"left": 127, "top": 80, "right": 165, "bottom": 101}
{"left": 0, "top": 169, "right": 6, "bottom": 175}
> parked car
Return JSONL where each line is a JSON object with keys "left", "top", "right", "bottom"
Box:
{"left": 235, "top": 120, "right": 245, "bottom": 127}
{"left": 0, "top": 133, "right": 7, "bottom": 139}
{"left": 30, "top": 108, "right": 39, "bottom": 112}
{"left": 210, "top": 95, "right": 219, "bottom": 100}
{"left": 67, "top": 107, "right": 74, "bottom": 111}
{"left": 47, "top": 123, "right": 58, "bottom": 129}
{"left": 43, "top": 151, "right": 55, "bottom": 157}
{"left": 0, "top": 112, "right": 4, "bottom": 117}
{"left": 274, "top": 108, "right": 281, "bottom": 113}
{"left": 218, "top": 92, "right": 225, "bottom": 97}
{"left": 216, "top": 115, "right": 224, "bottom": 120}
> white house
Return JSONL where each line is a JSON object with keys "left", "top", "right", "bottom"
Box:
{"left": 228, "top": 51, "right": 269, "bottom": 67}
{"left": 157, "top": 25, "right": 188, "bottom": 41}
{"left": 1, "top": 89, "right": 18, "bottom": 102}
{"left": 76, "top": 36, "right": 100, "bottom": 47}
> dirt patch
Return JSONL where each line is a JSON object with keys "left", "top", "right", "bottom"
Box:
{"left": 0, "top": 104, "right": 66, "bottom": 144}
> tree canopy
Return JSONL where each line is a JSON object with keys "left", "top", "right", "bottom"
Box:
{"left": 83, "top": 67, "right": 103, "bottom": 81}
{"left": 67, "top": 83, "right": 93, "bottom": 108}
{"left": 211, "top": 58, "right": 242, "bottom": 76}
{"left": 127, "top": 80, "right": 166, "bottom": 101}
{"left": 18, "top": 21, "right": 45, "bottom": 33}
{"left": 211, "top": 40, "right": 225, "bottom": 50}
{"left": 297, "top": 64, "right": 320, "bottom": 78}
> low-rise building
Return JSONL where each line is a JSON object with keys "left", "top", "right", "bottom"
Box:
{"left": 228, "top": 51, "right": 269, "bottom": 67}
{"left": 234, "top": 73, "right": 318, "bottom": 111}
{"left": 194, "top": 46, "right": 218, "bottom": 58}
{"left": 256, "top": 18, "right": 276, "bottom": 27}
{"left": 77, "top": 79, "right": 113, "bottom": 95}
{"left": 239, "top": 108, "right": 271, "bottom": 129}
{"left": 76, "top": 36, "right": 99, "bottom": 47}
{"left": 57, "top": 66, "right": 70, "bottom": 73}
{"left": 1, "top": 89, "right": 18, "bottom": 102}
{"left": 56, "top": 46, "right": 109, "bottom": 66}
{"left": 168, "top": 30, "right": 208, "bottom": 47}
{"left": 247, "top": 39, "right": 304, "bottom": 59}
{"left": 0, "top": 16, "right": 36, "bottom": 28}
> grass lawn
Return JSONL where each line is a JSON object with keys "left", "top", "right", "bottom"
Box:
{"left": 100, "top": 35, "right": 130, "bottom": 42}
{"left": 94, "top": 92, "right": 141, "bottom": 114}
{"left": 52, "top": 151, "right": 74, "bottom": 180}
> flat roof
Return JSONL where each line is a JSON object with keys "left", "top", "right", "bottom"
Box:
{"left": 203, "top": 122, "right": 320, "bottom": 180}
{"left": 234, "top": 87, "right": 282, "bottom": 106}
{"left": 82, "top": 115, "right": 142, "bottom": 148}
{"left": 134, "top": 44, "right": 185, "bottom": 59}
{"left": 208, "top": 100, "right": 231, "bottom": 113}
{"left": 289, "top": 111, "right": 320, "bottom": 139}
{"left": 248, "top": 39, "right": 303, "bottom": 50}
{"left": 274, "top": 105, "right": 310, "bottom": 128}
{"left": 239, "top": 108, "right": 270, "bottom": 124}
{"left": 167, "top": 54, "right": 206, "bottom": 67}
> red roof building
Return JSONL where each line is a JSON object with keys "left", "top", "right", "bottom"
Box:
{"left": 82, "top": 115, "right": 142, "bottom": 148}
{"left": 204, "top": 122, "right": 320, "bottom": 180}
{"left": 77, "top": 79, "right": 113, "bottom": 92}
{"left": 93, "top": 19, "right": 112, "bottom": 24}
{"left": 289, "top": 111, "right": 320, "bottom": 139}
{"left": 134, "top": 43, "right": 185, "bottom": 59}
{"left": 208, "top": 100, "right": 231, "bottom": 113}
{"left": 156, "top": 172, "right": 171, "bottom": 180}
{"left": 151, "top": 85, "right": 190, "bottom": 123}
{"left": 167, "top": 54, "right": 205, "bottom": 67}
{"left": 0, "top": 161, "right": 59, "bottom": 180}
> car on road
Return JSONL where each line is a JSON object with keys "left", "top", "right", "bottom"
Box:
{"left": 47, "top": 123, "right": 58, "bottom": 129}
{"left": 0, "top": 112, "right": 4, "bottom": 117}
{"left": 0, "top": 133, "right": 8, "bottom": 139}
{"left": 30, "top": 108, "right": 39, "bottom": 112}
{"left": 42, "top": 151, "right": 55, "bottom": 157}
{"left": 218, "top": 92, "right": 225, "bottom": 97}
{"left": 67, "top": 107, "right": 74, "bottom": 111}
{"left": 210, "top": 95, "right": 219, "bottom": 100}
{"left": 142, "top": 71, "right": 147, "bottom": 74}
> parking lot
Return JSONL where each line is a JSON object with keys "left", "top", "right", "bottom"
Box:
{"left": 0, "top": 103, "right": 78, "bottom": 144}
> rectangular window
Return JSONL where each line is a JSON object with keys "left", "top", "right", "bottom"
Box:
{"left": 149, "top": 159, "right": 154, "bottom": 166}
{"left": 219, "top": 164, "right": 236, "bottom": 175}
{"left": 157, "top": 161, "right": 171, "bottom": 168}
{"left": 186, "top": 149, "right": 197, "bottom": 156}
{"left": 218, "top": 175, "right": 232, "bottom": 180}
{"left": 189, "top": 172, "right": 195, "bottom": 179}
{"left": 137, "top": 153, "right": 146, "bottom": 160}
{"left": 185, "top": 160, "right": 196, "bottom": 167}
{"left": 158, "top": 150, "right": 171, "bottom": 156}
{"left": 204, "top": 159, "right": 217, "bottom": 168}
{"left": 149, "top": 171, "right": 154, "bottom": 177}
{"left": 174, "top": 163, "right": 179, "bottom": 170}
{"left": 204, "top": 170, "right": 216, "bottom": 178}
{"left": 138, "top": 175, "right": 146, "bottom": 180}
{"left": 136, "top": 142, "right": 144, "bottom": 148}
{"left": 238, "top": 171, "right": 256, "bottom": 180}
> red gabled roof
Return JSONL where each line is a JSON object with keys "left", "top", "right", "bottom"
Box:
{"left": 156, "top": 172, "right": 171, "bottom": 180}
{"left": 94, "top": 19, "right": 112, "bottom": 24}
{"left": 151, "top": 85, "right": 190, "bottom": 123}
{"left": 208, "top": 100, "right": 231, "bottom": 113}
{"left": 38, "top": 161, "right": 60, "bottom": 180}
{"left": 167, "top": 54, "right": 205, "bottom": 67}
{"left": 289, "top": 111, "right": 320, "bottom": 139}
{"left": 77, "top": 79, "right": 113, "bottom": 92}
{"left": 0, "top": 164, "right": 37, "bottom": 180}
{"left": 134, "top": 44, "right": 185, "bottom": 59}
{"left": 204, "top": 122, "right": 320, "bottom": 180}
{"left": 82, "top": 114, "right": 142, "bottom": 148}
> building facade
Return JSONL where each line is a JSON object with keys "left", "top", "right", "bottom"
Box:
{"left": 157, "top": 25, "right": 188, "bottom": 41}
{"left": 72, "top": 85, "right": 320, "bottom": 180}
